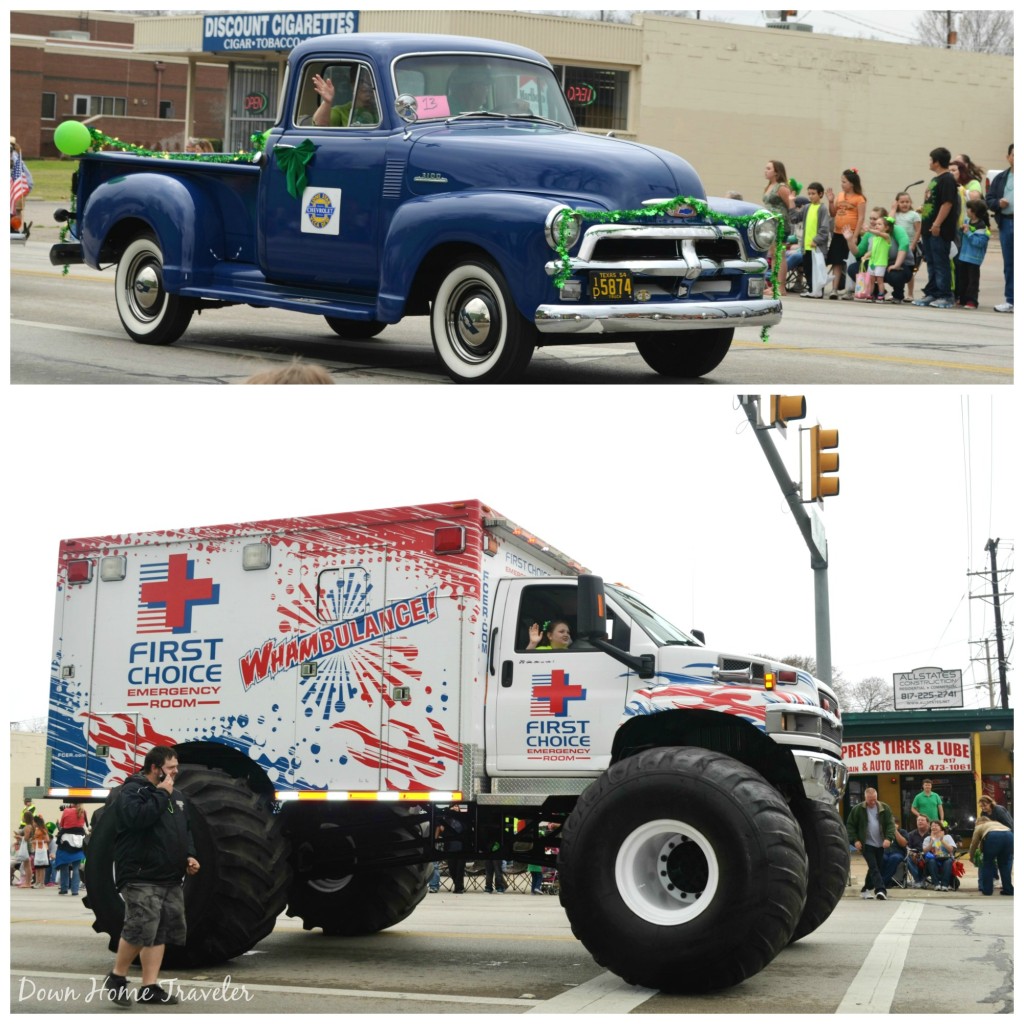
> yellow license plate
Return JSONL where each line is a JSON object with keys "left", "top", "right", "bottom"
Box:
{"left": 589, "top": 271, "right": 633, "bottom": 301}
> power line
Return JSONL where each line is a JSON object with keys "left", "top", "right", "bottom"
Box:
{"left": 821, "top": 10, "right": 921, "bottom": 43}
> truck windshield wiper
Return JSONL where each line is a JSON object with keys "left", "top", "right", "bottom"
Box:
{"left": 445, "top": 110, "right": 569, "bottom": 130}
{"left": 506, "top": 113, "right": 570, "bottom": 129}
{"left": 446, "top": 110, "right": 509, "bottom": 122}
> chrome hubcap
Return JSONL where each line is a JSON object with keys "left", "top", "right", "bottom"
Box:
{"left": 447, "top": 284, "right": 501, "bottom": 363}
{"left": 133, "top": 265, "right": 161, "bottom": 314}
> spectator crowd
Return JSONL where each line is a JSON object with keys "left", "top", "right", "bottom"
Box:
{"left": 755, "top": 144, "right": 1014, "bottom": 313}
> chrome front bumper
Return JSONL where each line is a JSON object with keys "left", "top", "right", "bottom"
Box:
{"left": 534, "top": 298, "right": 782, "bottom": 335}
{"left": 792, "top": 750, "right": 848, "bottom": 803}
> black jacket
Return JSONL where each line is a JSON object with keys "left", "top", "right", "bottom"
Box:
{"left": 986, "top": 167, "right": 1013, "bottom": 226}
{"left": 112, "top": 773, "right": 196, "bottom": 891}
{"left": 989, "top": 804, "right": 1014, "bottom": 830}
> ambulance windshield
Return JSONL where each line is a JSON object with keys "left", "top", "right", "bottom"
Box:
{"left": 606, "top": 584, "right": 703, "bottom": 647}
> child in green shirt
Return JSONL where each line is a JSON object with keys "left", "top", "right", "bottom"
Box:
{"left": 844, "top": 214, "right": 893, "bottom": 301}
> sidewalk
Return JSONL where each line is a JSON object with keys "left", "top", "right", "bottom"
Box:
{"left": 844, "top": 853, "right": 1004, "bottom": 899}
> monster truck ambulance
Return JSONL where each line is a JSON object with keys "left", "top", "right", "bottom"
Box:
{"left": 47, "top": 499, "right": 847, "bottom": 992}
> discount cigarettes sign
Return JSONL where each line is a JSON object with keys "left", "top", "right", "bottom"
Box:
{"left": 842, "top": 738, "right": 972, "bottom": 775}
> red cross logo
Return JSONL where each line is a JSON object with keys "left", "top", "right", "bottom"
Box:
{"left": 140, "top": 554, "right": 219, "bottom": 633}
{"left": 531, "top": 669, "right": 586, "bottom": 717}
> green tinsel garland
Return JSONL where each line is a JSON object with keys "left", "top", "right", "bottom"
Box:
{"left": 554, "top": 196, "right": 787, "bottom": 342}
{"left": 78, "top": 126, "right": 269, "bottom": 163}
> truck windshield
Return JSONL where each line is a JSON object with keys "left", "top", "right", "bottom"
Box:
{"left": 607, "top": 584, "right": 703, "bottom": 647}
{"left": 393, "top": 54, "right": 576, "bottom": 127}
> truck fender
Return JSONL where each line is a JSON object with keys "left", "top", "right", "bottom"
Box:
{"left": 81, "top": 173, "right": 224, "bottom": 291}
{"left": 377, "top": 191, "right": 569, "bottom": 323}
{"left": 611, "top": 705, "right": 805, "bottom": 795}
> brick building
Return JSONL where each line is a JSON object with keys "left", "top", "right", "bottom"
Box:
{"left": 11, "top": 10, "right": 229, "bottom": 157}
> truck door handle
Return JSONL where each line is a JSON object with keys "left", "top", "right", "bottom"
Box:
{"left": 488, "top": 628, "right": 498, "bottom": 675}
{"left": 501, "top": 661, "right": 513, "bottom": 688}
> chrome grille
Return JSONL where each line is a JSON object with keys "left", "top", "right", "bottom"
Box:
{"left": 722, "top": 657, "right": 766, "bottom": 679}
{"left": 592, "top": 237, "right": 678, "bottom": 261}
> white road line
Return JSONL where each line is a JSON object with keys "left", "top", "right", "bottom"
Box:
{"left": 9, "top": 971, "right": 533, "bottom": 1007}
{"left": 10, "top": 319, "right": 125, "bottom": 339}
{"left": 836, "top": 901, "right": 924, "bottom": 1013}
{"left": 526, "top": 971, "right": 657, "bottom": 1013}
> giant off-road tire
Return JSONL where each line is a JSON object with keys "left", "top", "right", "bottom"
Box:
{"left": 558, "top": 747, "right": 808, "bottom": 992}
{"left": 82, "top": 766, "right": 291, "bottom": 967}
{"left": 286, "top": 816, "right": 431, "bottom": 936}
{"left": 788, "top": 799, "right": 849, "bottom": 943}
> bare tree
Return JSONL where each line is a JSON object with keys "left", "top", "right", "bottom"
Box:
{"left": 10, "top": 718, "right": 47, "bottom": 733}
{"left": 845, "top": 676, "right": 896, "bottom": 713}
{"left": 775, "top": 654, "right": 852, "bottom": 707}
{"left": 914, "top": 10, "right": 1014, "bottom": 55}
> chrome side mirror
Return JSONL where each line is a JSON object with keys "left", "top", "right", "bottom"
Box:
{"left": 394, "top": 94, "right": 419, "bottom": 124}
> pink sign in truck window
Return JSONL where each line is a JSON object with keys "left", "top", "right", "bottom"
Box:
{"left": 416, "top": 95, "right": 450, "bottom": 117}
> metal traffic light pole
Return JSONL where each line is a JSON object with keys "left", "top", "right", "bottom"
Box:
{"left": 738, "top": 396, "right": 832, "bottom": 686}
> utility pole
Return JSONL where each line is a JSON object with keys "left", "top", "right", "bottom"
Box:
{"left": 945, "top": 10, "right": 958, "bottom": 48}
{"left": 968, "top": 635, "right": 999, "bottom": 707}
{"left": 985, "top": 638, "right": 995, "bottom": 708}
{"left": 738, "top": 395, "right": 835, "bottom": 685}
{"left": 985, "top": 538, "right": 1010, "bottom": 709}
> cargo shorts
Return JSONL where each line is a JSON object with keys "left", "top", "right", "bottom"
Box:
{"left": 120, "top": 882, "right": 187, "bottom": 948}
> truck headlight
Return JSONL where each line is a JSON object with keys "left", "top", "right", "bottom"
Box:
{"left": 545, "top": 205, "right": 582, "bottom": 251}
{"left": 747, "top": 216, "right": 779, "bottom": 252}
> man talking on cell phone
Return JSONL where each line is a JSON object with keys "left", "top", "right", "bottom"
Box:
{"left": 103, "top": 745, "right": 200, "bottom": 1008}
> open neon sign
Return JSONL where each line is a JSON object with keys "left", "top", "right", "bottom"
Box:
{"left": 565, "top": 83, "right": 596, "bottom": 107}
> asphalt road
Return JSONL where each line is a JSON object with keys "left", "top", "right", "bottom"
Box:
{"left": 9, "top": 873, "right": 1013, "bottom": 1014}
{"left": 9, "top": 201, "right": 1013, "bottom": 385}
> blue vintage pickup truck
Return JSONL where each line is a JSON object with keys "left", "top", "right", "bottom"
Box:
{"left": 51, "top": 33, "right": 782, "bottom": 383}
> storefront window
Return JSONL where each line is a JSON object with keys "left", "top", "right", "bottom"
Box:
{"left": 227, "top": 64, "right": 280, "bottom": 151}
{"left": 552, "top": 63, "right": 629, "bottom": 132}
{"left": 900, "top": 774, "right": 977, "bottom": 839}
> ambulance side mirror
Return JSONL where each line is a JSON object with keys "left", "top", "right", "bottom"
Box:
{"left": 575, "top": 574, "right": 655, "bottom": 679}
{"left": 576, "top": 574, "right": 607, "bottom": 641}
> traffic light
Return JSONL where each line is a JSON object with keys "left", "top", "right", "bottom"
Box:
{"left": 769, "top": 394, "right": 806, "bottom": 432}
{"left": 810, "top": 425, "right": 839, "bottom": 500}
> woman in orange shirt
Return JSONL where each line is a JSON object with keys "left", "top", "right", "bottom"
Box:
{"left": 825, "top": 169, "right": 867, "bottom": 298}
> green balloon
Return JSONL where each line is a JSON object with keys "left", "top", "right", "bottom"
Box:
{"left": 54, "top": 120, "right": 93, "bottom": 156}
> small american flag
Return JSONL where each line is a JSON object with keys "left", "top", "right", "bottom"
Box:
{"left": 10, "top": 150, "right": 33, "bottom": 215}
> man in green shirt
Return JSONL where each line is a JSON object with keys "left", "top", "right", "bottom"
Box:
{"left": 911, "top": 780, "right": 944, "bottom": 825}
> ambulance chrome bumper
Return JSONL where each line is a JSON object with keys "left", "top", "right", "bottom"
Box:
{"left": 792, "top": 750, "right": 848, "bottom": 803}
